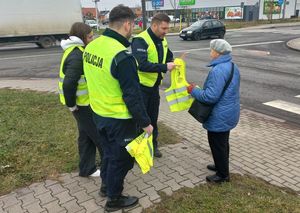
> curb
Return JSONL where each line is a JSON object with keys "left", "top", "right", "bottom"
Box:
{"left": 286, "top": 38, "right": 300, "bottom": 52}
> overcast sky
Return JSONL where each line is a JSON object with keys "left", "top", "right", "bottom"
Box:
{"left": 81, "top": 0, "right": 141, "bottom": 10}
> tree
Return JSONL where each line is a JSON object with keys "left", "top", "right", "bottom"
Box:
{"left": 169, "top": 0, "right": 179, "bottom": 27}
{"left": 141, "top": 0, "right": 147, "bottom": 30}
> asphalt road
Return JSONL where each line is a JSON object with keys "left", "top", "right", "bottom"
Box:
{"left": 0, "top": 25, "right": 300, "bottom": 125}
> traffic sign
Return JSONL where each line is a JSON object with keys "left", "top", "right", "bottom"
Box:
{"left": 278, "top": 0, "right": 284, "bottom": 5}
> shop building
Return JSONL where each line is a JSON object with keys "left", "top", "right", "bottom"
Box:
{"left": 146, "top": 0, "right": 298, "bottom": 21}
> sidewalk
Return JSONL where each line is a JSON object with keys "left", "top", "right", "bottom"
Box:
{"left": 286, "top": 37, "right": 300, "bottom": 51}
{"left": 0, "top": 78, "right": 300, "bottom": 213}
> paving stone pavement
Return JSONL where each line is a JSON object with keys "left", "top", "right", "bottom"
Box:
{"left": 0, "top": 78, "right": 300, "bottom": 213}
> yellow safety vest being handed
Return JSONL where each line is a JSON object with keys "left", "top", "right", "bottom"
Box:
{"left": 58, "top": 45, "right": 89, "bottom": 106}
{"left": 165, "top": 58, "right": 194, "bottom": 112}
{"left": 126, "top": 132, "right": 154, "bottom": 174}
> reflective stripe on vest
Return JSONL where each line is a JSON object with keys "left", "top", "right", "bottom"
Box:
{"left": 135, "top": 30, "right": 168, "bottom": 87}
{"left": 164, "top": 58, "right": 194, "bottom": 112}
{"left": 83, "top": 35, "right": 132, "bottom": 119}
{"left": 58, "top": 45, "right": 89, "bottom": 106}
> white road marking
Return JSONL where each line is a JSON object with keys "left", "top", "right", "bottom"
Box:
{"left": 0, "top": 53, "right": 61, "bottom": 61}
{"left": 0, "top": 40, "right": 284, "bottom": 60}
{"left": 173, "top": 40, "right": 284, "bottom": 53}
{"left": 295, "top": 95, "right": 300, "bottom": 98}
{"left": 263, "top": 100, "right": 300, "bottom": 115}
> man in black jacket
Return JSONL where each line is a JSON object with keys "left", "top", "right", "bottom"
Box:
{"left": 131, "top": 13, "right": 175, "bottom": 158}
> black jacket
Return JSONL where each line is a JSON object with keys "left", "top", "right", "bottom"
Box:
{"left": 131, "top": 28, "right": 174, "bottom": 88}
{"left": 94, "top": 28, "right": 151, "bottom": 128}
{"left": 62, "top": 47, "right": 83, "bottom": 108}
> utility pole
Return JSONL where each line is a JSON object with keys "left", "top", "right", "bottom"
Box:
{"left": 93, "top": 0, "right": 100, "bottom": 31}
{"left": 141, "top": 0, "right": 147, "bottom": 30}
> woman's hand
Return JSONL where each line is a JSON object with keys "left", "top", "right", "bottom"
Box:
{"left": 187, "top": 83, "right": 196, "bottom": 94}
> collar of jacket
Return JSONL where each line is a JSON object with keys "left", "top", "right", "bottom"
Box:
{"left": 207, "top": 54, "right": 232, "bottom": 67}
{"left": 147, "top": 27, "right": 164, "bottom": 42}
{"left": 102, "top": 28, "right": 130, "bottom": 48}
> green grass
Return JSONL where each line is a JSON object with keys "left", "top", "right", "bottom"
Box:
{"left": 0, "top": 89, "right": 79, "bottom": 195}
{"left": 144, "top": 174, "right": 300, "bottom": 213}
{"left": 0, "top": 89, "right": 181, "bottom": 195}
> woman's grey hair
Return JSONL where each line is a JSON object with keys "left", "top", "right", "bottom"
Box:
{"left": 210, "top": 39, "right": 232, "bottom": 54}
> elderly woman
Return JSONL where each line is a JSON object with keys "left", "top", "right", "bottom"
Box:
{"left": 187, "top": 39, "right": 240, "bottom": 183}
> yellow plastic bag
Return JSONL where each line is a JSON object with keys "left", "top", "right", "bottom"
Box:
{"left": 126, "top": 132, "right": 153, "bottom": 174}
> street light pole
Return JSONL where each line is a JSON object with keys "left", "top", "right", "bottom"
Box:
{"left": 141, "top": 0, "right": 147, "bottom": 30}
{"left": 93, "top": 0, "right": 100, "bottom": 31}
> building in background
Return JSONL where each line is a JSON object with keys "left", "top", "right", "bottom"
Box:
{"left": 82, "top": 7, "right": 99, "bottom": 20}
{"left": 146, "top": 0, "right": 298, "bottom": 21}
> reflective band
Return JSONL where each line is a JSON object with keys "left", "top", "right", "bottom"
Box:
{"left": 147, "top": 141, "right": 153, "bottom": 157}
{"left": 168, "top": 95, "right": 192, "bottom": 106}
{"left": 165, "top": 86, "right": 187, "bottom": 96}
{"left": 58, "top": 89, "right": 88, "bottom": 96}
{"left": 76, "top": 90, "right": 88, "bottom": 96}
{"left": 78, "top": 78, "right": 86, "bottom": 84}
{"left": 59, "top": 77, "right": 86, "bottom": 84}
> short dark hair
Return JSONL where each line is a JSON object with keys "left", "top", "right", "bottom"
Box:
{"left": 109, "top": 4, "right": 135, "bottom": 27}
{"left": 69, "top": 22, "right": 92, "bottom": 44}
{"left": 151, "top": 13, "right": 170, "bottom": 25}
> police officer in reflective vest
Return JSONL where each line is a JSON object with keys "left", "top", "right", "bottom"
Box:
{"left": 58, "top": 22, "right": 102, "bottom": 177}
{"left": 83, "top": 5, "right": 153, "bottom": 212}
{"left": 132, "top": 13, "right": 176, "bottom": 158}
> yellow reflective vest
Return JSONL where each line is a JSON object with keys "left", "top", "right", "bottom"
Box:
{"left": 165, "top": 58, "right": 194, "bottom": 112}
{"left": 135, "top": 30, "right": 168, "bottom": 87}
{"left": 83, "top": 35, "right": 132, "bottom": 119}
{"left": 58, "top": 45, "right": 89, "bottom": 106}
{"left": 126, "top": 132, "right": 153, "bottom": 174}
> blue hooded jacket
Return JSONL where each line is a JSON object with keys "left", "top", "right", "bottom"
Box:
{"left": 191, "top": 54, "right": 240, "bottom": 132}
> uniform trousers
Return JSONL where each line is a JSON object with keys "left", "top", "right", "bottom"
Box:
{"left": 140, "top": 86, "right": 160, "bottom": 150}
{"left": 93, "top": 115, "right": 137, "bottom": 199}
{"left": 207, "top": 131, "right": 230, "bottom": 178}
{"left": 72, "top": 106, "right": 103, "bottom": 177}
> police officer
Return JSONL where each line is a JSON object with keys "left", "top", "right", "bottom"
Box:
{"left": 58, "top": 22, "right": 102, "bottom": 177}
{"left": 83, "top": 5, "right": 153, "bottom": 212}
{"left": 132, "top": 13, "right": 175, "bottom": 158}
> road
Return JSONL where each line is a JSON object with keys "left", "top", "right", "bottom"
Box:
{"left": 0, "top": 24, "right": 300, "bottom": 125}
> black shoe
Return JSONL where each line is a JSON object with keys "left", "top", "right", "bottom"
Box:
{"left": 154, "top": 149, "right": 162, "bottom": 158}
{"left": 207, "top": 164, "right": 217, "bottom": 171}
{"left": 206, "top": 174, "right": 229, "bottom": 183}
{"left": 105, "top": 195, "right": 139, "bottom": 212}
{"left": 98, "top": 183, "right": 107, "bottom": 197}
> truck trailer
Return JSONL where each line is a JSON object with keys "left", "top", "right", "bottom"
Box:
{"left": 0, "top": 0, "right": 83, "bottom": 48}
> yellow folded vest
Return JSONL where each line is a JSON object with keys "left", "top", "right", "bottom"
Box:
{"left": 126, "top": 133, "right": 154, "bottom": 174}
{"left": 165, "top": 58, "right": 194, "bottom": 112}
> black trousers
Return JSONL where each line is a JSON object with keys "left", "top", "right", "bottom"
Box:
{"left": 141, "top": 86, "right": 160, "bottom": 150}
{"left": 72, "top": 106, "right": 103, "bottom": 177}
{"left": 207, "top": 131, "right": 230, "bottom": 178}
{"left": 93, "top": 116, "right": 137, "bottom": 199}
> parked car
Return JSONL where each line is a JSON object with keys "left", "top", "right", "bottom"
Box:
{"left": 179, "top": 19, "right": 226, "bottom": 41}
{"left": 134, "top": 17, "right": 147, "bottom": 25}
{"left": 85, "top": 19, "right": 98, "bottom": 29}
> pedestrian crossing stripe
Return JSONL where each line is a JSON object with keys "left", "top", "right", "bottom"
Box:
{"left": 263, "top": 100, "right": 300, "bottom": 115}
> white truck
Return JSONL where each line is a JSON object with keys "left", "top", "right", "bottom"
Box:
{"left": 0, "top": 0, "right": 83, "bottom": 48}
